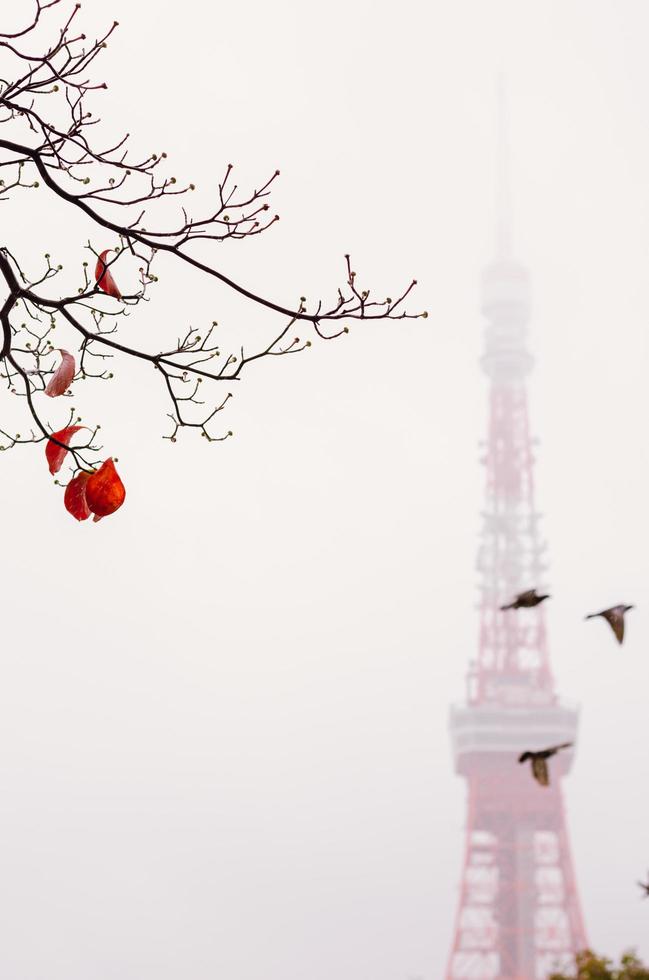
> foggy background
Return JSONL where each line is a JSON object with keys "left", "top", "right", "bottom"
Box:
{"left": 1, "top": 0, "right": 648, "bottom": 977}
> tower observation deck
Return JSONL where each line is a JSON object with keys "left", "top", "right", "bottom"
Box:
{"left": 445, "top": 86, "right": 587, "bottom": 980}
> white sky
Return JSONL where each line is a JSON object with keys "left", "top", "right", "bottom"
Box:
{"left": 1, "top": 0, "right": 649, "bottom": 977}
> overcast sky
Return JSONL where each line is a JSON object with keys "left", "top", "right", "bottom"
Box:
{"left": 1, "top": 1, "right": 649, "bottom": 978}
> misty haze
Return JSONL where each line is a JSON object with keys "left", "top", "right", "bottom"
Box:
{"left": 0, "top": 1, "right": 648, "bottom": 979}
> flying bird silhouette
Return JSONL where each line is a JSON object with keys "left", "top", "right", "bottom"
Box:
{"left": 638, "top": 874, "right": 649, "bottom": 899}
{"left": 518, "top": 743, "right": 572, "bottom": 787}
{"left": 95, "top": 248, "right": 122, "bottom": 299}
{"left": 585, "top": 604, "right": 634, "bottom": 645}
{"left": 501, "top": 589, "right": 550, "bottom": 611}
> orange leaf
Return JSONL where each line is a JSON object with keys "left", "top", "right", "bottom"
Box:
{"left": 45, "top": 425, "right": 85, "bottom": 475}
{"left": 45, "top": 349, "right": 76, "bottom": 397}
{"left": 95, "top": 249, "right": 122, "bottom": 299}
{"left": 85, "top": 458, "right": 126, "bottom": 517}
{"left": 64, "top": 471, "right": 91, "bottom": 521}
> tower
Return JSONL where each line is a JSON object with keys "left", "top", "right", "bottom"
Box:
{"left": 445, "top": 85, "right": 587, "bottom": 980}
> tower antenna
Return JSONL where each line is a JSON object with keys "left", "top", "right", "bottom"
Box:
{"left": 496, "top": 74, "right": 512, "bottom": 260}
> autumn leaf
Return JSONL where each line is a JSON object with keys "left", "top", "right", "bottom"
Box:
{"left": 44, "top": 349, "right": 76, "bottom": 397}
{"left": 95, "top": 249, "right": 122, "bottom": 299}
{"left": 64, "top": 471, "right": 91, "bottom": 521}
{"left": 85, "top": 458, "right": 126, "bottom": 517}
{"left": 45, "top": 425, "right": 86, "bottom": 475}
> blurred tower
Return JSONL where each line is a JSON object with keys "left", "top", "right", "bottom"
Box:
{"left": 445, "top": 85, "right": 587, "bottom": 980}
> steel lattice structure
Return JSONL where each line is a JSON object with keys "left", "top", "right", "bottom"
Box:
{"left": 445, "top": 89, "right": 587, "bottom": 980}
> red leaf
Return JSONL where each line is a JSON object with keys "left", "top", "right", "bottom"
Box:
{"left": 85, "top": 458, "right": 126, "bottom": 517}
{"left": 45, "top": 425, "right": 85, "bottom": 475}
{"left": 64, "top": 471, "right": 91, "bottom": 521}
{"left": 45, "top": 349, "right": 76, "bottom": 397}
{"left": 95, "top": 249, "right": 122, "bottom": 299}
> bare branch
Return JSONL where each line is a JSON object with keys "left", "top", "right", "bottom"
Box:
{"left": 0, "top": 1, "right": 425, "bottom": 519}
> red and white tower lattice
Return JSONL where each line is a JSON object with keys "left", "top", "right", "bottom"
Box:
{"left": 445, "top": 88, "right": 587, "bottom": 980}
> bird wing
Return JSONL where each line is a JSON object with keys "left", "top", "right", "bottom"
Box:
{"left": 545, "top": 742, "right": 572, "bottom": 757}
{"left": 604, "top": 609, "right": 625, "bottom": 644}
{"left": 518, "top": 590, "right": 535, "bottom": 604}
{"left": 532, "top": 756, "right": 549, "bottom": 786}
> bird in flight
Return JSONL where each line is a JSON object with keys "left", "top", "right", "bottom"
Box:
{"left": 501, "top": 589, "right": 550, "bottom": 611}
{"left": 518, "top": 743, "right": 572, "bottom": 786}
{"left": 585, "top": 604, "right": 634, "bottom": 645}
{"left": 638, "top": 875, "right": 649, "bottom": 899}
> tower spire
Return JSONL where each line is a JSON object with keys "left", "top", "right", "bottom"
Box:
{"left": 496, "top": 74, "right": 512, "bottom": 260}
{"left": 481, "top": 77, "right": 532, "bottom": 382}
